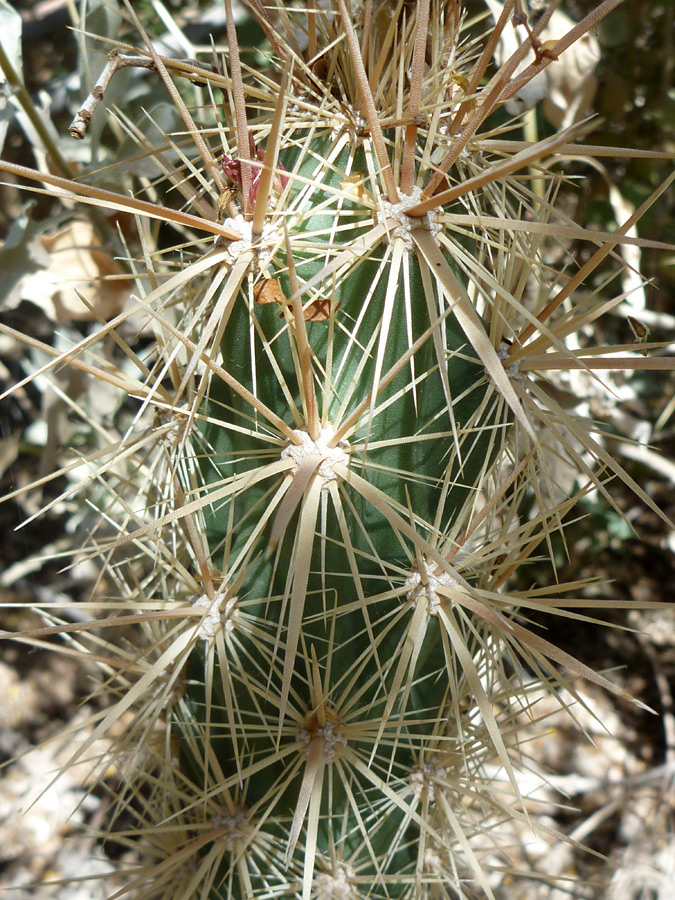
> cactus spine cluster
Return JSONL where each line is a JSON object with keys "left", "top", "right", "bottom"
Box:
{"left": 2, "top": 1, "right": 674, "bottom": 898}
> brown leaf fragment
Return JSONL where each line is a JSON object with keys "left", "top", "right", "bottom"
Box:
{"left": 303, "top": 298, "right": 339, "bottom": 322}
{"left": 339, "top": 173, "right": 369, "bottom": 203}
{"left": 253, "top": 278, "right": 337, "bottom": 322}
{"left": 537, "top": 39, "right": 561, "bottom": 62}
{"left": 627, "top": 316, "right": 650, "bottom": 355}
{"left": 254, "top": 277, "right": 286, "bottom": 305}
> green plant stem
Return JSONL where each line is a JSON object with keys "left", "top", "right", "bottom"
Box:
{"left": 0, "top": 41, "right": 73, "bottom": 180}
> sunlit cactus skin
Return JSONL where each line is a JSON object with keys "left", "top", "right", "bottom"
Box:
{"left": 2, "top": 1, "right": 673, "bottom": 899}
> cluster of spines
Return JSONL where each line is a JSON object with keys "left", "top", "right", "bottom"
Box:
{"left": 3, "top": 1, "right": 673, "bottom": 898}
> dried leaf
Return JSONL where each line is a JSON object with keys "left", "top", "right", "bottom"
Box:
{"left": 486, "top": 0, "right": 600, "bottom": 127}
{"left": 22, "top": 220, "right": 131, "bottom": 323}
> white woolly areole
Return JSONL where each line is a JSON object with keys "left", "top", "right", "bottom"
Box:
{"left": 281, "top": 427, "right": 349, "bottom": 482}
{"left": 498, "top": 340, "right": 526, "bottom": 386}
{"left": 212, "top": 809, "right": 248, "bottom": 852}
{"left": 404, "top": 561, "right": 456, "bottom": 616}
{"left": 423, "top": 848, "right": 444, "bottom": 875}
{"left": 220, "top": 214, "right": 277, "bottom": 267}
{"left": 330, "top": 102, "right": 367, "bottom": 142}
{"left": 314, "top": 863, "right": 357, "bottom": 900}
{"left": 379, "top": 186, "right": 441, "bottom": 249}
{"left": 191, "top": 589, "right": 238, "bottom": 641}
{"left": 156, "top": 400, "right": 189, "bottom": 445}
{"left": 409, "top": 762, "right": 438, "bottom": 802}
{"left": 457, "top": 145, "right": 486, "bottom": 166}
{"left": 298, "top": 721, "right": 347, "bottom": 761}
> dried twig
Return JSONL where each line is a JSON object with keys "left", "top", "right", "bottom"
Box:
{"left": 69, "top": 48, "right": 219, "bottom": 139}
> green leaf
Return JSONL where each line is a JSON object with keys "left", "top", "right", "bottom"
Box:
{"left": 0, "top": 204, "right": 50, "bottom": 307}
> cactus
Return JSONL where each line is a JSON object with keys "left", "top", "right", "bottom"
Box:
{"left": 1, "top": 1, "right": 674, "bottom": 898}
